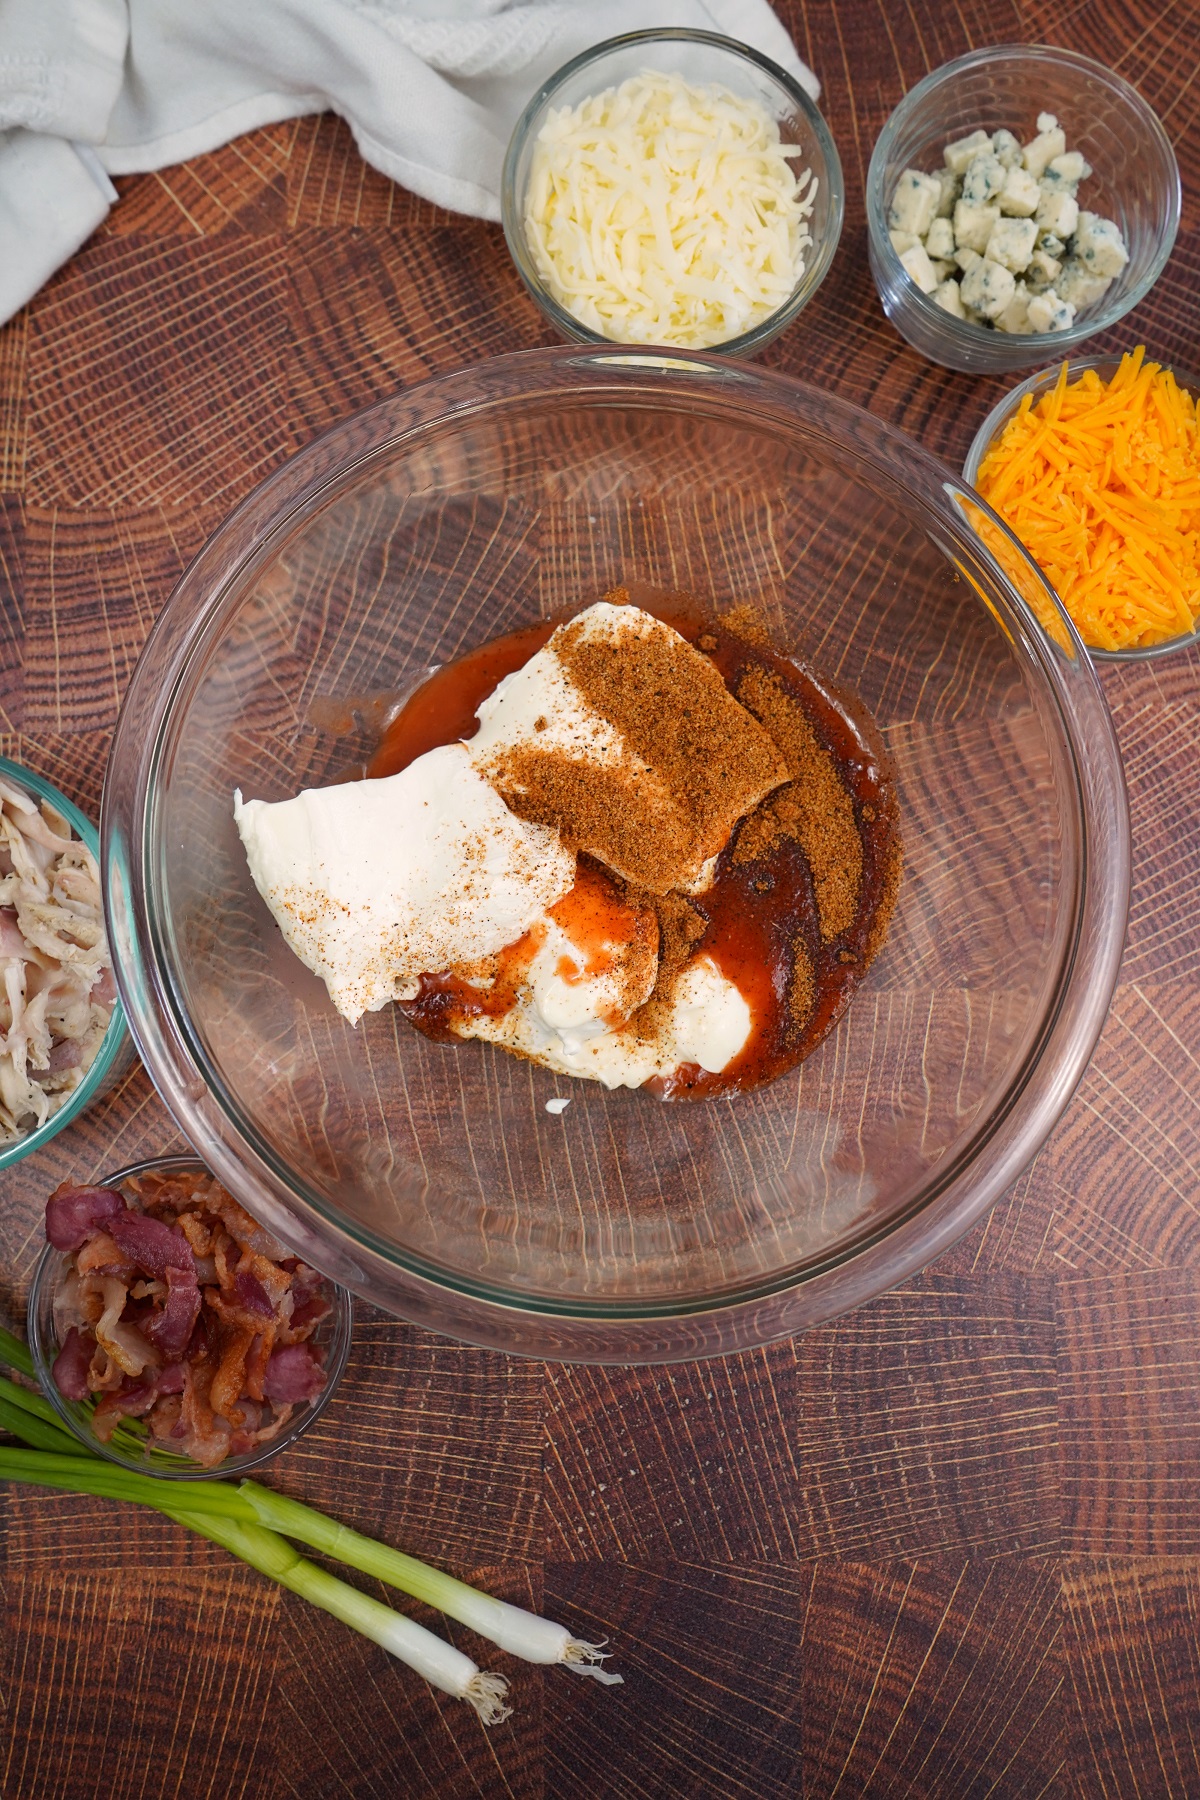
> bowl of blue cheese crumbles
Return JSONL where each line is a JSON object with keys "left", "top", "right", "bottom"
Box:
{"left": 889, "top": 115, "right": 1126, "bottom": 336}
{"left": 866, "top": 45, "right": 1180, "bottom": 373}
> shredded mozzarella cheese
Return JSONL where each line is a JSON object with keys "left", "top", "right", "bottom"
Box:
{"left": 523, "top": 69, "right": 817, "bottom": 349}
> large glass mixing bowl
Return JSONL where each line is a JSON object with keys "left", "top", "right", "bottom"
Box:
{"left": 103, "top": 349, "right": 1128, "bottom": 1363}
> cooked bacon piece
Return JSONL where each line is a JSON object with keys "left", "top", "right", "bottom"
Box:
{"left": 176, "top": 1209, "right": 216, "bottom": 1258}
{"left": 129, "top": 1278, "right": 167, "bottom": 1301}
{"left": 93, "top": 1274, "right": 156, "bottom": 1378}
{"left": 51, "top": 1325, "right": 91, "bottom": 1400}
{"left": 282, "top": 1287, "right": 332, "bottom": 1343}
{"left": 178, "top": 1357, "right": 231, "bottom": 1467}
{"left": 212, "top": 1227, "right": 237, "bottom": 1292}
{"left": 89, "top": 1363, "right": 185, "bottom": 1440}
{"left": 250, "top": 1401, "right": 296, "bottom": 1442}
{"left": 108, "top": 1210, "right": 195, "bottom": 1280}
{"left": 87, "top": 1345, "right": 126, "bottom": 1393}
{"left": 147, "top": 1393, "right": 183, "bottom": 1440}
{"left": 210, "top": 1327, "right": 256, "bottom": 1424}
{"left": 234, "top": 1269, "right": 275, "bottom": 1319}
{"left": 244, "top": 1331, "right": 273, "bottom": 1404}
{"left": 262, "top": 1342, "right": 326, "bottom": 1405}
{"left": 75, "top": 1271, "right": 108, "bottom": 1328}
{"left": 209, "top": 1191, "right": 285, "bottom": 1261}
{"left": 237, "top": 1250, "right": 291, "bottom": 1312}
{"left": 204, "top": 1287, "right": 279, "bottom": 1350}
{"left": 45, "top": 1183, "right": 125, "bottom": 1252}
{"left": 76, "top": 1231, "right": 132, "bottom": 1277}
{"left": 92, "top": 1376, "right": 158, "bottom": 1441}
{"left": 143, "top": 1265, "right": 201, "bottom": 1359}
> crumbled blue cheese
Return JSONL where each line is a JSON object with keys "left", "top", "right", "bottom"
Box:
{"left": 953, "top": 198, "right": 1000, "bottom": 253}
{"left": 1035, "top": 188, "right": 1079, "bottom": 240}
{"left": 932, "top": 277, "right": 966, "bottom": 317}
{"left": 985, "top": 216, "right": 1038, "bottom": 274}
{"left": 943, "top": 129, "right": 992, "bottom": 174}
{"left": 1025, "top": 247, "right": 1062, "bottom": 293}
{"left": 1043, "top": 150, "right": 1090, "bottom": 191}
{"left": 887, "top": 113, "right": 1127, "bottom": 333}
{"left": 960, "top": 151, "right": 1006, "bottom": 204}
{"left": 899, "top": 242, "right": 939, "bottom": 293}
{"left": 1073, "top": 210, "right": 1129, "bottom": 279}
{"left": 960, "top": 257, "right": 1015, "bottom": 320}
{"left": 1027, "top": 289, "right": 1076, "bottom": 333}
{"left": 990, "top": 128, "right": 1022, "bottom": 170}
{"left": 888, "top": 168, "right": 942, "bottom": 237}
{"left": 995, "top": 282, "right": 1032, "bottom": 334}
{"left": 999, "top": 166, "right": 1040, "bottom": 217}
{"left": 1056, "top": 257, "right": 1112, "bottom": 308}
{"left": 1023, "top": 117, "right": 1067, "bottom": 178}
{"left": 933, "top": 167, "right": 959, "bottom": 217}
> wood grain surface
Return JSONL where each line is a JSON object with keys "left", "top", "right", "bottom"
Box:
{"left": 2, "top": 0, "right": 1199, "bottom": 1793}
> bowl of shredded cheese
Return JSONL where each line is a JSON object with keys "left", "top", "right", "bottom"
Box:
{"left": 964, "top": 348, "right": 1200, "bottom": 658}
{"left": 501, "top": 29, "right": 843, "bottom": 355}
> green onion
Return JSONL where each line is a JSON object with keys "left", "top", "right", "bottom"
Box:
{"left": 168, "top": 1509, "right": 512, "bottom": 1724}
{"left": 0, "top": 1445, "right": 511, "bottom": 1722}
{"left": 0, "top": 1326, "right": 620, "bottom": 1711}
{"left": 237, "top": 1480, "right": 621, "bottom": 1682}
{"left": 0, "top": 1370, "right": 71, "bottom": 1430}
{"left": 0, "top": 1324, "right": 36, "bottom": 1379}
{"left": 0, "top": 1449, "right": 256, "bottom": 1515}
{"left": 0, "top": 1395, "right": 89, "bottom": 1455}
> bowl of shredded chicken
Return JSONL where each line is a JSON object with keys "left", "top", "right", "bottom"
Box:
{"left": 29, "top": 1157, "right": 353, "bottom": 1477}
{"left": 0, "top": 759, "right": 128, "bottom": 1165}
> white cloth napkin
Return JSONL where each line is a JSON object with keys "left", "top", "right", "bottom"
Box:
{"left": 0, "top": 0, "right": 818, "bottom": 327}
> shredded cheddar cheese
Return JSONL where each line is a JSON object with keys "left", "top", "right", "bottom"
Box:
{"left": 975, "top": 347, "right": 1200, "bottom": 652}
{"left": 523, "top": 70, "right": 816, "bottom": 350}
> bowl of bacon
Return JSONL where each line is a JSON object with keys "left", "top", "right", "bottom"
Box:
{"left": 28, "top": 1156, "right": 353, "bottom": 1477}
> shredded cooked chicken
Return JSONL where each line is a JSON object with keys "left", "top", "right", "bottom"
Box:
{"left": 0, "top": 775, "right": 115, "bottom": 1143}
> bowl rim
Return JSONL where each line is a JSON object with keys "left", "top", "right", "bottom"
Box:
{"left": 101, "top": 345, "right": 1130, "bottom": 1362}
{"left": 865, "top": 41, "right": 1182, "bottom": 358}
{"left": 963, "top": 351, "right": 1200, "bottom": 662}
{"left": 499, "top": 26, "right": 845, "bottom": 357}
{"left": 28, "top": 1154, "right": 354, "bottom": 1479}
{"left": 0, "top": 754, "right": 130, "bottom": 1172}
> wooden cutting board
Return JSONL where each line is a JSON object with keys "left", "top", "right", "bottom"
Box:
{"left": 2, "top": 1, "right": 1199, "bottom": 1792}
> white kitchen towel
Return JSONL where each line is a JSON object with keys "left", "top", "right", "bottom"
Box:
{"left": 0, "top": 0, "right": 818, "bottom": 326}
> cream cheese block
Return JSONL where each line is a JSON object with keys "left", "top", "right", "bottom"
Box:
{"left": 234, "top": 742, "right": 574, "bottom": 1025}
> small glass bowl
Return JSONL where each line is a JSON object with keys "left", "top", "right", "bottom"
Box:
{"left": 964, "top": 353, "right": 1200, "bottom": 662}
{"left": 501, "top": 28, "right": 844, "bottom": 357}
{"left": 0, "top": 756, "right": 132, "bottom": 1173}
{"left": 866, "top": 44, "right": 1181, "bottom": 374}
{"left": 28, "top": 1155, "right": 353, "bottom": 1479}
